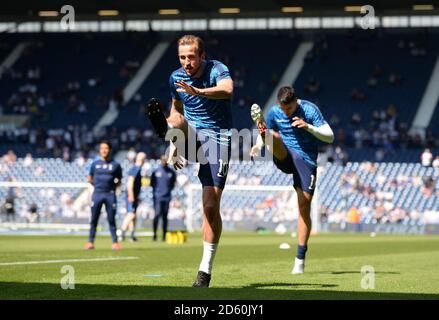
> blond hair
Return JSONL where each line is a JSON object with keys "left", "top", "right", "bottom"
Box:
{"left": 177, "top": 35, "right": 205, "bottom": 55}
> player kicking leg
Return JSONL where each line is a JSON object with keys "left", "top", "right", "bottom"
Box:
{"left": 146, "top": 97, "right": 229, "bottom": 287}
{"left": 147, "top": 35, "right": 234, "bottom": 288}
{"left": 250, "top": 104, "right": 308, "bottom": 274}
{"left": 249, "top": 87, "right": 334, "bottom": 275}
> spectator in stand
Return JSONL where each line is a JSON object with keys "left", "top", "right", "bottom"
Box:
{"left": 350, "top": 88, "right": 366, "bottom": 101}
{"left": 389, "top": 72, "right": 402, "bottom": 86}
{"left": 422, "top": 176, "right": 435, "bottom": 197}
{"left": 432, "top": 156, "right": 439, "bottom": 169}
{"left": 421, "top": 148, "right": 433, "bottom": 167}
{"left": 334, "top": 146, "right": 348, "bottom": 166}
{"left": 3, "top": 150, "right": 17, "bottom": 165}
{"left": 23, "top": 153, "right": 33, "bottom": 167}
{"left": 304, "top": 76, "right": 320, "bottom": 95}
{"left": 27, "top": 203, "right": 40, "bottom": 223}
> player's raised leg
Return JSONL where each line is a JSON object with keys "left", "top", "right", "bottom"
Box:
{"left": 146, "top": 97, "right": 189, "bottom": 139}
{"left": 250, "top": 103, "right": 288, "bottom": 161}
{"left": 249, "top": 87, "right": 334, "bottom": 276}
{"left": 150, "top": 35, "right": 233, "bottom": 287}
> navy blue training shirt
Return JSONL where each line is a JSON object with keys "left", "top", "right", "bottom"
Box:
{"left": 169, "top": 59, "right": 233, "bottom": 146}
{"left": 150, "top": 165, "right": 176, "bottom": 201}
{"left": 266, "top": 99, "right": 328, "bottom": 167}
{"left": 89, "top": 158, "right": 122, "bottom": 193}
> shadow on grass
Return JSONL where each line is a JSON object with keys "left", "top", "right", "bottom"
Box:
{"left": 308, "top": 271, "right": 400, "bottom": 275}
{"left": 245, "top": 283, "right": 338, "bottom": 289}
{"left": 330, "top": 271, "right": 400, "bottom": 275}
{"left": 1, "top": 282, "right": 438, "bottom": 300}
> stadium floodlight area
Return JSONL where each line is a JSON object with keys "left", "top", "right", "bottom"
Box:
{"left": 1, "top": 15, "right": 439, "bottom": 33}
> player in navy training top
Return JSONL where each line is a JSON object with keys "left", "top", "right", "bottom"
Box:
{"left": 118, "top": 152, "right": 146, "bottom": 242}
{"left": 250, "top": 86, "right": 334, "bottom": 275}
{"left": 146, "top": 35, "right": 234, "bottom": 288}
{"left": 150, "top": 155, "right": 177, "bottom": 242}
{"left": 85, "top": 140, "right": 123, "bottom": 250}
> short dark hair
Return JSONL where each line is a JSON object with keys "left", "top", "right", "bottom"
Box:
{"left": 100, "top": 140, "right": 112, "bottom": 150}
{"left": 178, "top": 34, "right": 205, "bottom": 55}
{"left": 277, "top": 86, "right": 296, "bottom": 105}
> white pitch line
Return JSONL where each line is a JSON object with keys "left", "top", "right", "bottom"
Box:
{"left": 0, "top": 256, "right": 139, "bottom": 266}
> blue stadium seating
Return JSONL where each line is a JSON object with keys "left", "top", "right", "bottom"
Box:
{"left": 1, "top": 158, "right": 437, "bottom": 226}
{"left": 294, "top": 31, "right": 439, "bottom": 142}
{"left": 0, "top": 32, "right": 156, "bottom": 129}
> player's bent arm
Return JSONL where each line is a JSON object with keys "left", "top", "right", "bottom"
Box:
{"left": 198, "top": 79, "right": 233, "bottom": 99}
{"left": 87, "top": 175, "right": 93, "bottom": 185}
{"left": 306, "top": 123, "right": 334, "bottom": 143}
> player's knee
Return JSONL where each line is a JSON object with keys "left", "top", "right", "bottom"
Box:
{"left": 167, "top": 113, "right": 186, "bottom": 130}
{"left": 107, "top": 213, "right": 116, "bottom": 224}
{"left": 297, "top": 198, "right": 311, "bottom": 212}
{"left": 203, "top": 204, "right": 220, "bottom": 220}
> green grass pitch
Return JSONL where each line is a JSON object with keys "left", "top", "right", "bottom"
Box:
{"left": 1, "top": 232, "right": 439, "bottom": 299}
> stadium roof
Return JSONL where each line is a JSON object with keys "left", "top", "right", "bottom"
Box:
{"left": 1, "top": 0, "right": 438, "bottom": 21}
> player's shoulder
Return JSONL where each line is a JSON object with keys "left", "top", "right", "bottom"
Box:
{"left": 210, "top": 59, "right": 226, "bottom": 66}
{"left": 299, "top": 99, "right": 320, "bottom": 113}
{"left": 111, "top": 159, "right": 122, "bottom": 167}
{"left": 170, "top": 67, "right": 186, "bottom": 80}
{"left": 208, "top": 59, "right": 229, "bottom": 71}
{"left": 268, "top": 104, "right": 281, "bottom": 117}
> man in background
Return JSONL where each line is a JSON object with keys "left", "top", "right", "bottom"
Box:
{"left": 4, "top": 177, "right": 16, "bottom": 222}
{"left": 151, "top": 155, "right": 176, "bottom": 242}
{"left": 119, "top": 152, "right": 146, "bottom": 242}
{"left": 86, "top": 140, "right": 123, "bottom": 250}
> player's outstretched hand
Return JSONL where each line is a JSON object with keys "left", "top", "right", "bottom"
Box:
{"left": 175, "top": 80, "right": 201, "bottom": 96}
{"left": 167, "top": 141, "right": 186, "bottom": 170}
{"left": 292, "top": 117, "right": 309, "bottom": 129}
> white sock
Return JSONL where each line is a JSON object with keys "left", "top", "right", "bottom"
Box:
{"left": 199, "top": 241, "right": 218, "bottom": 274}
